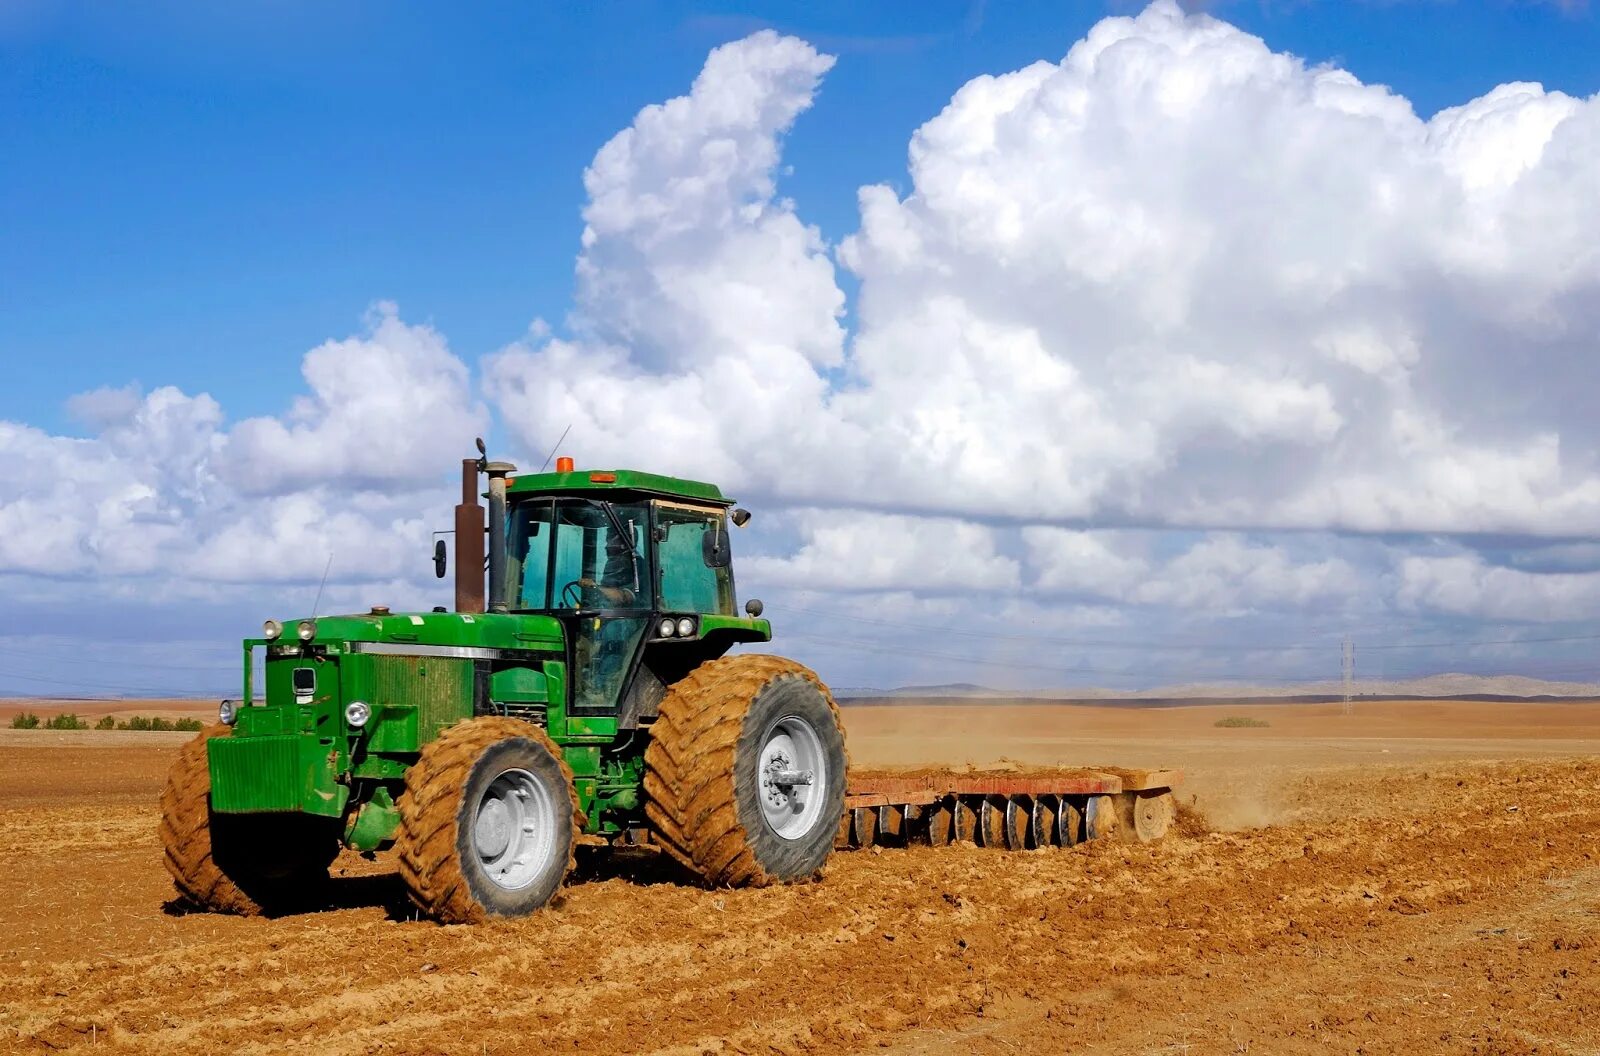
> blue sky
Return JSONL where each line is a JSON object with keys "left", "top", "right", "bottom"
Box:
{"left": 4, "top": 1, "right": 1600, "bottom": 698}
{"left": 5, "top": 1, "right": 1597, "bottom": 434}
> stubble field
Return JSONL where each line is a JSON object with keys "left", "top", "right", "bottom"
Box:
{"left": 2, "top": 697, "right": 1598, "bottom": 1054}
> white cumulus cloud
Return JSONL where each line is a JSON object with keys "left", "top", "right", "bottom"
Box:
{"left": 1024, "top": 528, "right": 1360, "bottom": 611}
{"left": 486, "top": 30, "right": 845, "bottom": 489}
{"left": 744, "top": 510, "right": 1021, "bottom": 593}
{"left": 0, "top": 306, "right": 479, "bottom": 596}
{"left": 488, "top": 3, "right": 1600, "bottom": 539}
{"left": 225, "top": 303, "right": 486, "bottom": 496}
{"left": 8, "top": 4, "right": 1600, "bottom": 695}
{"left": 1398, "top": 552, "right": 1600, "bottom": 622}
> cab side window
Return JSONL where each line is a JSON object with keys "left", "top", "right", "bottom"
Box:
{"left": 657, "top": 506, "right": 733, "bottom": 614}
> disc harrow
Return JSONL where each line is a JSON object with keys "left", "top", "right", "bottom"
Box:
{"left": 837, "top": 768, "right": 1181, "bottom": 850}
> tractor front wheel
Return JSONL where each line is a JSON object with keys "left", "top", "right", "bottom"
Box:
{"left": 644, "top": 655, "right": 848, "bottom": 887}
{"left": 395, "top": 717, "right": 582, "bottom": 923}
{"left": 159, "top": 727, "right": 339, "bottom": 916}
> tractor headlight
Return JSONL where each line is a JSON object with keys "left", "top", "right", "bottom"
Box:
{"left": 657, "top": 617, "right": 676, "bottom": 638}
{"left": 263, "top": 619, "right": 282, "bottom": 641}
{"left": 344, "top": 700, "right": 372, "bottom": 728}
{"left": 297, "top": 620, "right": 317, "bottom": 641}
{"left": 676, "top": 617, "right": 695, "bottom": 638}
{"left": 218, "top": 699, "right": 239, "bottom": 726}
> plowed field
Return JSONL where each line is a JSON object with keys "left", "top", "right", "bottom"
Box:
{"left": 3, "top": 700, "right": 1599, "bottom": 1054}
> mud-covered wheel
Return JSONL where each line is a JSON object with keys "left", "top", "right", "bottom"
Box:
{"left": 159, "top": 726, "right": 339, "bottom": 916}
{"left": 396, "top": 717, "right": 581, "bottom": 923}
{"left": 644, "top": 655, "right": 848, "bottom": 887}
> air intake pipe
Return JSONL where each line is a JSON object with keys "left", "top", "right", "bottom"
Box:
{"left": 485, "top": 461, "right": 517, "bottom": 614}
{"left": 454, "top": 458, "right": 486, "bottom": 614}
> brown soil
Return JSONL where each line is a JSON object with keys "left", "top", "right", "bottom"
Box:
{"left": 1, "top": 699, "right": 1598, "bottom": 1054}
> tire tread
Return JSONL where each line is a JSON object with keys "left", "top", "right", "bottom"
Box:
{"left": 643, "top": 654, "right": 844, "bottom": 887}
{"left": 395, "top": 717, "right": 582, "bottom": 923}
{"left": 158, "top": 726, "right": 264, "bottom": 915}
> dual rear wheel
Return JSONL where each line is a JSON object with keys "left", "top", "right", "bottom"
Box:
{"left": 644, "top": 655, "right": 848, "bottom": 887}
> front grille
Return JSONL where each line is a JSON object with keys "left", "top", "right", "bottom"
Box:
{"left": 208, "top": 735, "right": 302, "bottom": 813}
{"left": 371, "top": 655, "right": 473, "bottom": 740}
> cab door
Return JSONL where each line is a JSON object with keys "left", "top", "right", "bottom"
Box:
{"left": 545, "top": 500, "right": 652, "bottom": 715}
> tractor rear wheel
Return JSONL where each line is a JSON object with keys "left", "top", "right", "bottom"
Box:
{"left": 159, "top": 726, "right": 339, "bottom": 915}
{"left": 395, "top": 717, "right": 582, "bottom": 923}
{"left": 644, "top": 655, "right": 847, "bottom": 887}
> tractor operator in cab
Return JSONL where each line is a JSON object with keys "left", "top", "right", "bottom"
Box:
{"left": 570, "top": 524, "right": 645, "bottom": 710}
{"left": 577, "top": 532, "right": 640, "bottom": 608}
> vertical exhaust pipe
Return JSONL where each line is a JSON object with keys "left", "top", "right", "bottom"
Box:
{"left": 485, "top": 461, "right": 516, "bottom": 614}
{"left": 454, "top": 458, "right": 486, "bottom": 614}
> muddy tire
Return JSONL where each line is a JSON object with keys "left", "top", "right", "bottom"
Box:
{"left": 159, "top": 726, "right": 339, "bottom": 916}
{"left": 644, "top": 655, "right": 847, "bottom": 887}
{"left": 395, "top": 717, "right": 581, "bottom": 923}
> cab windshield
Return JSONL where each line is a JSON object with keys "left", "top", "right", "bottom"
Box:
{"left": 508, "top": 499, "right": 652, "bottom": 612}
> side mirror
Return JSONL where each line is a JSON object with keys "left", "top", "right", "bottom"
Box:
{"left": 701, "top": 525, "right": 731, "bottom": 568}
{"left": 730, "top": 508, "right": 752, "bottom": 527}
{"left": 433, "top": 539, "right": 448, "bottom": 579}
{"left": 745, "top": 598, "right": 764, "bottom": 618}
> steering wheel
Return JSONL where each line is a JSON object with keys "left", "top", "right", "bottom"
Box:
{"left": 560, "top": 580, "right": 589, "bottom": 609}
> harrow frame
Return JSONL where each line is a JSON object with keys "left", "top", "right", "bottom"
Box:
{"left": 838, "top": 768, "right": 1183, "bottom": 850}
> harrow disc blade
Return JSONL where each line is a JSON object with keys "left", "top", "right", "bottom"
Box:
{"left": 1131, "top": 790, "right": 1175, "bottom": 843}
{"left": 1002, "top": 797, "right": 1029, "bottom": 850}
{"left": 1029, "top": 795, "right": 1057, "bottom": 850}
{"left": 1084, "top": 794, "right": 1118, "bottom": 841}
{"left": 875, "top": 804, "right": 907, "bottom": 846}
{"left": 849, "top": 806, "right": 878, "bottom": 849}
{"left": 1057, "top": 797, "right": 1083, "bottom": 847}
{"left": 977, "top": 797, "right": 1003, "bottom": 848}
{"left": 954, "top": 797, "right": 980, "bottom": 844}
{"left": 922, "top": 801, "right": 954, "bottom": 847}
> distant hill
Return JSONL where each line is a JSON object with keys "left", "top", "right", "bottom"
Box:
{"left": 836, "top": 672, "right": 1600, "bottom": 702}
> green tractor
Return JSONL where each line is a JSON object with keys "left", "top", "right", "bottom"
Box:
{"left": 160, "top": 449, "right": 848, "bottom": 922}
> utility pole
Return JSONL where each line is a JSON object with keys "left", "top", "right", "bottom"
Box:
{"left": 1341, "top": 635, "right": 1355, "bottom": 716}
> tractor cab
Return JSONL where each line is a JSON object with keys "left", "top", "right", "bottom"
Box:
{"left": 500, "top": 462, "right": 760, "bottom": 719}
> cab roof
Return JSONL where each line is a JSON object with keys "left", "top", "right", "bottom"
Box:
{"left": 506, "top": 468, "right": 732, "bottom": 507}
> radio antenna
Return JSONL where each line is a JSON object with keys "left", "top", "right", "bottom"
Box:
{"left": 538, "top": 423, "right": 573, "bottom": 472}
{"left": 311, "top": 552, "right": 334, "bottom": 619}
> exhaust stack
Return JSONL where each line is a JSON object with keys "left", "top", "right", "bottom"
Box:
{"left": 454, "top": 458, "right": 486, "bottom": 613}
{"left": 485, "top": 461, "right": 516, "bottom": 614}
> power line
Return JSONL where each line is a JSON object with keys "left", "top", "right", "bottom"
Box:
{"left": 779, "top": 605, "right": 1600, "bottom": 654}
{"left": 0, "top": 666, "right": 230, "bottom": 695}
{"left": 1357, "top": 633, "right": 1600, "bottom": 651}
{"left": 783, "top": 631, "right": 1452, "bottom": 686}
{"left": 0, "top": 645, "right": 235, "bottom": 673}
{"left": 785, "top": 631, "right": 1145, "bottom": 678}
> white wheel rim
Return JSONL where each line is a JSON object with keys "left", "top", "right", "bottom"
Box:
{"left": 472, "top": 766, "right": 558, "bottom": 891}
{"left": 757, "top": 714, "right": 828, "bottom": 841}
